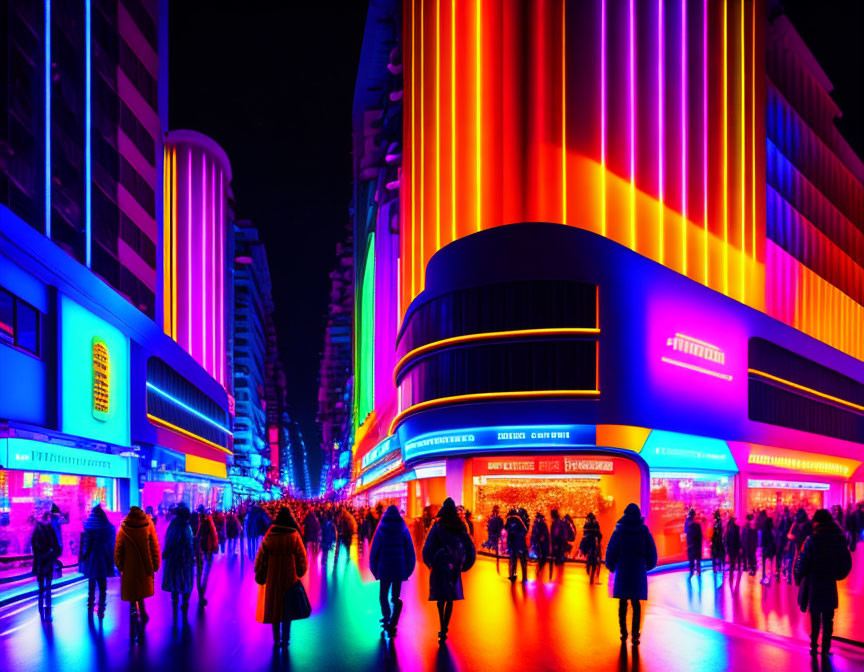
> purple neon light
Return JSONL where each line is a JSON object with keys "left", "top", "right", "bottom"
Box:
{"left": 600, "top": 0, "right": 607, "bottom": 238}
{"left": 658, "top": 0, "right": 664, "bottom": 263}
{"left": 219, "top": 170, "right": 224, "bottom": 386}
{"left": 703, "top": 0, "right": 708, "bottom": 285}
{"left": 211, "top": 161, "right": 216, "bottom": 379}
{"left": 681, "top": 0, "right": 687, "bottom": 274}
{"left": 201, "top": 153, "right": 207, "bottom": 369}
{"left": 629, "top": 0, "right": 635, "bottom": 242}
{"left": 187, "top": 150, "right": 193, "bottom": 352}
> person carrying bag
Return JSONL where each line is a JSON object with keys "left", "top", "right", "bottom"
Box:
{"left": 255, "top": 507, "right": 309, "bottom": 648}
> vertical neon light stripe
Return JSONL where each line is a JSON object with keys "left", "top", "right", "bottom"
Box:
{"left": 628, "top": 0, "right": 635, "bottom": 247}
{"left": 187, "top": 150, "right": 192, "bottom": 352}
{"left": 84, "top": 0, "right": 92, "bottom": 267}
{"left": 703, "top": 0, "right": 708, "bottom": 286}
{"left": 475, "top": 0, "right": 482, "bottom": 232}
{"left": 420, "top": 0, "right": 425, "bottom": 288}
{"left": 172, "top": 148, "right": 178, "bottom": 339}
{"left": 45, "top": 0, "right": 51, "bottom": 237}
{"left": 219, "top": 171, "right": 224, "bottom": 385}
{"left": 601, "top": 0, "right": 607, "bottom": 239}
{"left": 435, "top": 0, "right": 441, "bottom": 251}
{"left": 740, "top": 0, "right": 745, "bottom": 301}
{"left": 410, "top": 0, "right": 416, "bottom": 301}
{"left": 562, "top": 0, "right": 567, "bottom": 226}
{"left": 722, "top": 0, "right": 729, "bottom": 296}
{"left": 163, "top": 147, "right": 169, "bottom": 332}
{"left": 751, "top": 0, "right": 756, "bottom": 263}
{"left": 201, "top": 154, "right": 207, "bottom": 367}
{"left": 658, "top": 0, "right": 664, "bottom": 264}
{"left": 211, "top": 162, "right": 216, "bottom": 378}
{"left": 451, "top": 0, "right": 456, "bottom": 241}
{"left": 680, "top": 0, "right": 686, "bottom": 275}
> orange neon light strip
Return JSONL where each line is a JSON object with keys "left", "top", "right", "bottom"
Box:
{"left": 661, "top": 357, "right": 733, "bottom": 381}
{"left": 747, "top": 370, "right": 864, "bottom": 413}
{"left": 147, "top": 414, "right": 233, "bottom": 455}
{"left": 435, "top": 0, "right": 441, "bottom": 251}
{"left": 393, "top": 327, "right": 602, "bottom": 382}
{"left": 475, "top": 0, "right": 481, "bottom": 232}
{"left": 739, "top": 0, "right": 745, "bottom": 301}
{"left": 562, "top": 0, "right": 567, "bottom": 226}
{"left": 410, "top": 0, "right": 416, "bottom": 300}
{"left": 722, "top": 0, "right": 729, "bottom": 296}
{"left": 171, "top": 147, "right": 178, "bottom": 339}
{"left": 751, "top": 0, "right": 756, "bottom": 262}
{"left": 420, "top": 0, "right": 425, "bottom": 290}
{"left": 389, "top": 389, "right": 601, "bottom": 435}
{"left": 451, "top": 0, "right": 456, "bottom": 242}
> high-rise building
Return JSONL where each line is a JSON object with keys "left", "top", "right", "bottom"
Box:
{"left": 3, "top": 0, "right": 167, "bottom": 319}
{"left": 317, "top": 230, "right": 354, "bottom": 495}
{"left": 347, "top": 0, "right": 864, "bottom": 562}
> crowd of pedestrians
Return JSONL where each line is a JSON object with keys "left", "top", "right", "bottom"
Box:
{"left": 25, "top": 495, "right": 861, "bottom": 659}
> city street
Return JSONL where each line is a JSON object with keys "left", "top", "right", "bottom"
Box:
{"left": 2, "top": 540, "right": 863, "bottom": 672}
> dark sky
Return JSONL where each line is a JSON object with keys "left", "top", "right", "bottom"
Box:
{"left": 169, "top": 2, "right": 862, "bottom": 495}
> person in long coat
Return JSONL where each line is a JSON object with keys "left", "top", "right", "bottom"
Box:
{"left": 580, "top": 513, "right": 603, "bottom": 584}
{"left": 161, "top": 503, "right": 195, "bottom": 619}
{"left": 114, "top": 506, "right": 161, "bottom": 641}
{"left": 504, "top": 508, "right": 529, "bottom": 583}
{"left": 422, "top": 498, "right": 476, "bottom": 643}
{"left": 605, "top": 503, "right": 658, "bottom": 646}
{"left": 724, "top": 516, "right": 742, "bottom": 574}
{"left": 758, "top": 510, "right": 776, "bottom": 585}
{"left": 549, "top": 509, "right": 569, "bottom": 566}
{"left": 530, "top": 512, "right": 551, "bottom": 581}
{"left": 226, "top": 510, "right": 241, "bottom": 556}
{"left": 31, "top": 511, "right": 61, "bottom": 621}
{"left": 484, "top": 505, "right": 504, "bottom": 556}
{"left": 302, "top": 508, "right": 321, "bottom": 553}
{"left": 255, "top": 507, "right": 308, "bottom": 647}
{"left": 79, "top": 504, "right": 116, "bottom": 618}
{"left": 369, "top": 505, "right": 416, "bottom": 635}
{"left": 710, "top": 511, "right": 725, "bottom": 574}
{"left": 212, "top": 509, "right": 227, "bottom": 554}
{"left": 794, "top": 508, "right": 853, "bottom": 657}
{"left": 741, "top": 513, "right": 758, "bottom": 575}
{"left": 194, "top": 506, "right": 219, "bottom": 606}
{"left": 685, "top": 509, "right": 703, "bottom": 578}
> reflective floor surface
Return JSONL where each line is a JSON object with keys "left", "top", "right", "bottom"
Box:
{"left": 1, "top": 542, "right": 863, "bottom": 672}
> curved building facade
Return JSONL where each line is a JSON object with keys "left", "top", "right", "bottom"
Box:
{"left": 348, "top": 0, "right": 864, "bottom": 564}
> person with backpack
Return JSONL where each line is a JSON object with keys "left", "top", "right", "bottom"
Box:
{"left": 504, "top": 508, "right": 529, "bottom": 583}
{"left": 79, "top": 504, "right": 116, "bottom": 619}
{"left": 31, "top": 510, "right": 61, "bottom": 622}
{"left": 161, "top": 503, "right": 195, "bottom": 621}
{"left": 114, "top": 506, "right": 161, "bottom": 642}
{"left": 369, "top": 505, "right": 416, "bottom": 636}
{"left": 794, "top": 508, "right": 853, "bottom": 658}
{"left": 605, "top": 503, "right": 658, "bottom": 647}
{"left": 580, "top": 513, "right": 603, "bottom": 584}
{"left": 422, "top": 498, "right": 476, "bottom": 643}
{"left": 530, "top": 512, "right": 552, "bottom": 581}
{"left": 255, "top": 507, "right": 309, "bottom": 648}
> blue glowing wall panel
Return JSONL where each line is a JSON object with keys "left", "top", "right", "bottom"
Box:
{"left": 640, "top": 430, "right": 737, "bottom": 473}
{"left": 60, "top": 294, "right": 130, "bottom": 446}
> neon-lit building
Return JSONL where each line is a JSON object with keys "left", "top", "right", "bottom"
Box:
{"left": 348, "top": 0, "right": 864, "bottom": 563}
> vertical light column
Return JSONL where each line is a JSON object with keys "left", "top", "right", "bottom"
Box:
{"left": 211, "top": 162, "right": 216, "bottom": 378}
{"left": 410, "top": 0, "right": 417, "bottom": 301}
{"left": 751, "top": 0, "right": 756, "bottom": 262}
{"left": 85, "top": 0, "right": 92, "bottom": 267}
{"left": 680, "top": 0, "right": 687, "bottom": 275}
{"left": 162, "top": 148, "right": 171, "bottom": 334}
{"left": 740, "top": 0, "right": 746, "bottom": 301}
{"left": 172, "top": 148, "right": 177, "bottom": 338}
{"left": 44, "top": 0, "right": 51, "bottom": 237}
{"left": 474, "top": 0, "right": 482, "bottom": 232}
{"left": 201, "top": 154, "right": 207, "bottom": 368}
{"left": 419, "top": 0, "right": 425, "bottom": 289}
{"left": 187, "top": 150, "right": 193, "bottom": 352}
{"left": 628, "top": 0, "right": 635, "bottom": 247}
{"left": 218, "top": 171, "right": 224, "bottom": 385}
{"left": 703, "top": 0, "right": 709, "bottom": 286}
{"left": 723, "top": 0, "right": 729, "bottom": 296}
{"left": 600, "top": 0, "right": 607, "bottom": 238}
{"left": 562, "top": 0, "right": 567, "bottom": 226}
{"left": 435, "top": 0, "right": 441, "bottom": 251}
{"left": 657, "top": 0, "right": 665, "bottom": 265}
{"left": 451, "top": 0, "right": 457, "bottom": 241}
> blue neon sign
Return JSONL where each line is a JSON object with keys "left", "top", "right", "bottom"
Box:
{"left": 640, "top": 430, "right": 738, "bottom": 472}
{"left": 402, "top": 425, "right": 595, "bottom": 462}
{"left": 146, "top": 382, "right": 231, "bottom": 434}
{"left": 361, "top": 435, "right": 399, "bottom": 469}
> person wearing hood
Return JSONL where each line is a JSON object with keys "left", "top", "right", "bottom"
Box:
{"left": 580, "top": 513, "right": 603, "bottom": 584}
{"left": 303, "top": 508, "right": 322, "bottom": 553}
{"left": 724, "top": 515, "right": 742, "bottom": 574}
{"left": 194, "top": 505, "right": 219, "bottom": 606}
{"left": 504, "top": 508, "right": 529, "bottom": 583}
{"left": 212, "top": 509, "right": 227, "bottom": 554}
{"left": 484, "top": 505, "right": 504, "bottom": 556}
{"left": 114, "top": 506, "right": 161, "bottom": 641}
{"left": 741, "top": 513, "right": 758, "bottom": 575}
{"left": 605, "top": 503, "right": 658, "bottom": 646}
{"left": 422, "top": 498, "right": 476, "bottom": 642}
{"left": 794, "top": 509, "right": 853, "bottom": 658}
{"left": 549, "top": 510, "right": 569, "bottom": 566}
{"left": 49, "top": 503, "right": 66, "bottom": 554}
{"left": 710, "top": 511, "right": 725, "bottom": 575}
{"left": 31, "top": 510, "right": 61, "bottom": 622}
{"left": 161, "top": 503, "right": 195, "bottom": 620}
{"left": 369, "top": 505, "right": 416, "bottom": 636}
{"left": 757, "top": 510, "right": 776, "bottom": 585}
{"left": 226, "top": 510, "right": 241, "bottom": 555}
{"left": 685, "top": 509, "right": 703, "bottom": 578}
{"left": 79, "top": 504, "right": 116, "bottom": 618}
{"left": 530, "top": 512, "right": 551, "bottom": 581}
{"left": 255, "top": 507, "right": 308, "bottom": 648}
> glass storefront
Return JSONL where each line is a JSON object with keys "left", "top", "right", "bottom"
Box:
{"left": 0, "top": 469, "right": 122, "bottom": 579}
{"left": 649, "top": 471, "right": 735, "bottom": 562}
{"left": 142, "top": 479, "right": 227, "bottom": 524}
{"left": 745, "top": 479, "right": 828, "bottom": 518}
{"left": 368, "top": 482, "right": 409, "bottom": 515}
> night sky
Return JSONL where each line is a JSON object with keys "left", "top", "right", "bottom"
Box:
{"left": 169, "top": 2, "right": 862, "bottom": 493}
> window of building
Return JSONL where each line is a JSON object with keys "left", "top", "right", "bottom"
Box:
{"left": 0, "top": 287, "right": 41, "bottom": 357}
{"left": 119, "top": 157, "right": 155, "bottom": 216}
{"left": 118, "top": 39, "right": 157, "bottom": 108}
{"left": 119, "top": 102, "right": 155, "bottom": 165}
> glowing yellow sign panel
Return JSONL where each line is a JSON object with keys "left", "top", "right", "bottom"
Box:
{"left": 92, "top": 337, "right": 110, "bottom": 421}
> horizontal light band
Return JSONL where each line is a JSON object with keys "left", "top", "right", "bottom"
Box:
{"left": 661, "top": 357, "right": 733, "bottom": 381}
{"left": 748, "top": 369, "right": 864, "bottom": 413}
{"left": 394, "top": 328, "right": 601, "bottom": 383}
{"left": 147, "top": 413, "right": 233, "bottom": 455}
{"left": 482, "top": 474, "right": 602, "bottom": 480}
{"left": 673, "top": 333, "right": 720, "bottom": 351}
{"left": 146, "top": 382, "right": 231, "bottom": 434}
{"left": 389, "top": 390, "right": 601, "bottom": 435}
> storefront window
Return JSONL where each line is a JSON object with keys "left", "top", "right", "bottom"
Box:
{"left": 368, "top": 483, "right": 408, "bottom": 515}
{"left": 649, "top": 472, "right": 734, "bottom": 562}
{"left": 0, "top": 469, "right": 120, "bottom": 580}
{"left": 746, "top": 481, "right": 826, "bottom": 518}
{"left": 142, "top": 481, "right": 226, "bottom": 522}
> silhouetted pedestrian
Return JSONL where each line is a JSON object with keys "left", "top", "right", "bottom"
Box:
{"left": 115, "top": 506, "right": 161, "bottom": 642}
{"left": 504, "top": 508, "right": 529, "bottom": 582}
{"left": 162, "top": 503, "right": 195, "bottom": 621}
{"left": 685, "top": 509, "right": 702, "bottom": 578}
{"left": 79, "top": 504, "right": 116, "bottom": 619}
{"left": 484, "top": 505, "right": 504, "bottom": 556}
{"left": 758, "top": 510, "right": 776, "bottom": 585}
{"left": 710, "top": 511, "right": 725, "bottom": 574}
{"left": 741, "top": 513, "right": 758, "bottom": 575}
{"left": 724, "top": 516, "right": 741, "bottom": 574}
{"left": 605, "top": 503, "right": 657, "bottom": 647}
{"left": 370, "top": 505, "right": 416, "bottom": 636}
{"left": 194, "top": 505, "right": 219, "bottom": 605}
{"left": 530, "top": 512, "right": 551, "bottom": 581}
{"left": 31, "top": 511, "right": 61, "bottom": 622}
{"left": 580, "top": 513, "right": 603, "bottom": 584}
{"left": 794, "top": 508, "right": 853, "bottom": 658}
{"left": 226, "top": 510, "right": 241, "bottom": 555}
{"left": 422, "top": 498, "right": 476, "bottom": 643}
{"left": 550, "top": 509, "right": 569, "bottom": 566}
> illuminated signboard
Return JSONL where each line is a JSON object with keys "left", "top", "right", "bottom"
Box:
{"left": 640, "top": 430, "right": 738, "bottom": 472}
{"left": 475, "top": 456, "right": 615, "bottom": 475}
{"left": 361, "top": 435, "right": 399, "bottom": 469}
{"left": 747, "top": 479, "right": 830, "bottom": 491}
{"left": 402, "top": 425, "right": 595, "bottom": 462}
{"left": 92, "top": 337, "right": 110, "bottom": 420}
{"left": 360, "top": 458, "right": 403, "bottom": 487}
{"left": 661, "top": 333, "right": 732, "bottom": 381}
{"left": 747, "top": 453, "right": 855, "bottom": 478}
{"left": 0, "top": 438, "right": 130, "bottom": 479}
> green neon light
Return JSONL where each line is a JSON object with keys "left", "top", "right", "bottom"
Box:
{"left": 357, "top": 234, "right": 376, "bottom": 425}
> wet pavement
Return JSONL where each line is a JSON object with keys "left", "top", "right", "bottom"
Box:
{"left": 1, "top": 541, "right": 863, "bottom": 672}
